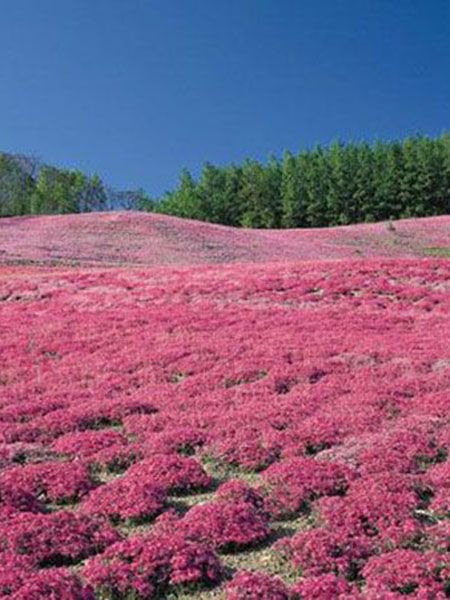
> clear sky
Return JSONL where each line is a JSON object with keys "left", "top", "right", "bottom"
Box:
{"left": 1, "top": 1, "right": 449, "bottom": 196}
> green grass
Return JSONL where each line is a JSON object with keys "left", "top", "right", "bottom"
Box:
{"left": 423, "top": 246, "right": 450, "bottom": 257}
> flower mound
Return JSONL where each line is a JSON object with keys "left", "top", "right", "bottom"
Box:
{"left": 0, "top": 461, "right": 93, "bottom": 504}
{"left": 292, "top": 574, "right": 359, "bottom": 599}
{"left": 0, "top": 511, "right": 121, "bottom": 567}
{"left": 281, "top": 527, "right": 371, "bottom": 579}
{"left": 261, "top": 457, "right": 353, "bottom": 517}
{"left": 0, "top": 483, "right": 44, "bottom": 513}
{"left": 362, "top": 550, "right": 449, "bottom": 597}
{"left": 82, "top": 520, "right": 222, "bottom": 598}
{"left": 215, "top": 479, "right": 266, "bottom": 513}
{"left": 127, "top": 454, "right": 212, "bottom": 493}
{"left": 226, "top": 570, "right": 290, "bottom": 599}
{"left": 51, "top": 429, "right": 128, "bottom": 458}
{"left": 182, "top": 500, "right": 271, "bottom": 551}
{"left": 208, "top": 424, "right": 280, "bottom": 471}
{"left": 1, "top": 567, "right": 95, "bottom": 600}
{"left": 80, "top": 476, "right": 166, "bottom": 522}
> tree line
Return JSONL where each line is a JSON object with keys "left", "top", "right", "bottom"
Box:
{"left": 3, "top": 134, "right": 450, "bottom": 226}
{"left": 0, "top": 153, "right": 153, "bottom": 217}
{"left": 154, "top": 133, "right": 450, "bottom": 227}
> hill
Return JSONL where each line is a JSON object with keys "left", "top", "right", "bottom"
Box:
{"left": 1, "top": 211, "right": 450, "bottom": 267}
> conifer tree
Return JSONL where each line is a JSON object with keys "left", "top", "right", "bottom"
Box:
{"left": 439, "top": 132, "right": 450, "bottom": 213}
{"left": 305, "top": 145, "right": 329, "bottom": 227}
{"left": 353, "top": 142, "right": 374, "bottom": 222}
{"left": 197, "top": 163, "right": 227, "bottom": 224}
{"left": 399, "top": 136, "right": 421, "bottom": 217}
{"left": 239, "top": 160, "right": 270, "bottom": 228}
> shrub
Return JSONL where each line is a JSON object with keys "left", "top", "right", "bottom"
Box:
{"left": 50, "top": 429, "right": 128, "bottom": 458}
{"left": 283, "top": 527, "right": 371, "bottom": 579}
{"left": 207, "top": 424, "right": 280, "bottom": 471}
{"left": 182, "top": 500, "right": 270, "bottom": 551}
{"left": 215, "top": 479, "right": 266, "bottom": 513}
{"left": 0, "top": 461, "right": 93, "bottom": 504}
{"left": 226, "top": 570, "right": 290, "bottom": 599}
{"left": 0, "top": 483, "right": 44, "bottom": 513}
{"left": 127, "top": 454, "right": 212, "bottom": 493}
{"left": 82, "top": 526, "right": 222, "bottom": 598}
{"left": 4, "top": 568, "right": 95, "bottom": 599}
{"left": 80, "top": 476, "right": 166, "bottom": 523}
{"left": 0, "top": 511, "right": 121, "bottom": 567}
{"left": 261, "top": 457, "right": 353, "bottom": 517}
{"left": 362, "top": 549, "right": 449, "bottom": 597}
{"left": 292, "top": 574, "right": 360, "bottom": 599}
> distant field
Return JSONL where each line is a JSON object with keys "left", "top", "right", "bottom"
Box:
{"left": 1, "top": 211, "right": 450, "bottom": 266}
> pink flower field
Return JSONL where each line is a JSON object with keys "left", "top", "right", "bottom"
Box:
{"left": 1, "top": 211, "right": 450, "bottom": 266}
{"left": 1, "top": 214, "right": 450, "bottom": 598}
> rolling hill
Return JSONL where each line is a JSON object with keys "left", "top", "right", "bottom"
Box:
{"left": 0, "top": 211, "right": 449, "bottom": 267}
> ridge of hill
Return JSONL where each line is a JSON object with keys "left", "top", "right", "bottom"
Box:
{"left": 0, "top": 211, "right": 449, "bottom": 267}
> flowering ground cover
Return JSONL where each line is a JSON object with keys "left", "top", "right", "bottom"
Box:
{"left": 1, "top": 211, "right": 450, "bottom": 267}
{"left": 1, "top": 255, "right": 450, "bottom": 598}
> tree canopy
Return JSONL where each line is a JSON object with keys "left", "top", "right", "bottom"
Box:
{"left": 2, "top": 134, "right": 450, "bottom": 227}
{"left": 154, "top": 133, "right": 450, "bottom": 228}
{"left": 0, "top": 154, "right": 154, "bottom": 217}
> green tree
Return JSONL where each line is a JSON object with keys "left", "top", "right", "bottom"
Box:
{"left": 221, "top": 165, "right": 243, "bottom": 226}
{"left": 399, "top": 136, "right": 421, "bottom": 217}
{"left": 239, "top": 159, "right": 281, "bottom": 228}
{"left": 438, "top": 132, "right": 450, "bottom": 213}
{"left": 353, "top": 142, "right": 374, "bottom": 222}
{"left": 304, "top": 145, "right": 329, "bottom": 227}
{"left": 281, "top": 151, "right": 309, "bottom": 227}
{"left": 0, "top": 154, "right": 35, "bottom": 216}
{"left": 197, "top": 163, "right": 227, "bottom": 223}
{"left": 326, "top": 140, "right": 359, "bottom": 225}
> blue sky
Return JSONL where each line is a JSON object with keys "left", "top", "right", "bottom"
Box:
{"left": 1, "top": 1, "right": 449, "bottom": 196}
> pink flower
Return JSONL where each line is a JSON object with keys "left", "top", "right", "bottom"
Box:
{"left": 80, "top": 476, "right": 166, "bottom": 522}
{"left": 226, "top": 570, "right": 290, "bottom": 599}
{"left": 182, "top": 500, "right": 270, "bottom": 550}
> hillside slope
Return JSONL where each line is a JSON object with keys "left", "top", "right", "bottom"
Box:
{"left": 0, "top": 211, "right": 449, "bottom": 266}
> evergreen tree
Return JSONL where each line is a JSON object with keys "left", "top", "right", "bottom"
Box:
{"left": 372, "top": 141, "right": 403, "bottom": 220}
{"left": 353, "top": 142, "right": 374, "bottom": 222}
{"left": 265, "top": 155, "right": 283, "bottom": 228}
{"left": 221, "top": 165, "right": 243, "bottom": 226}
{"left": 239, "top": 158, "right": 281, "bottom": 228}
{"left": 175, "top": 168, "right": 202, "bottom": 219}
{"left": 326, "top": 140, "right": 358, "bottom": 225}
{"left": 197, "top": 163, "right": 227, "bottom": 223}
{"left": 438, "top": 132, "right": 450, "bottom": 213}
{"left": 281, "top": 151, "right": 308, "bottom": 227}
{"left": 31, "top": 167, "right": 55, "bottom": 214}
{"left": 305, "top": 145, "right": 329, "bottom": 227}
{"left": 399, "top": 136, "right": 421, "bottom": 217}
{"left": 132, "top": 188, "right": 154, "bottom": 211}
{"left": 239, "top": 160, "right": 268, "bottom": 228}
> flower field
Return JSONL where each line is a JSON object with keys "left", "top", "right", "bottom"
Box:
{"left": 1, "top": 254, "right": 450, "bottom": 599}
{"left": 1, "top": 211, "right": 450, "bottom": 267}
